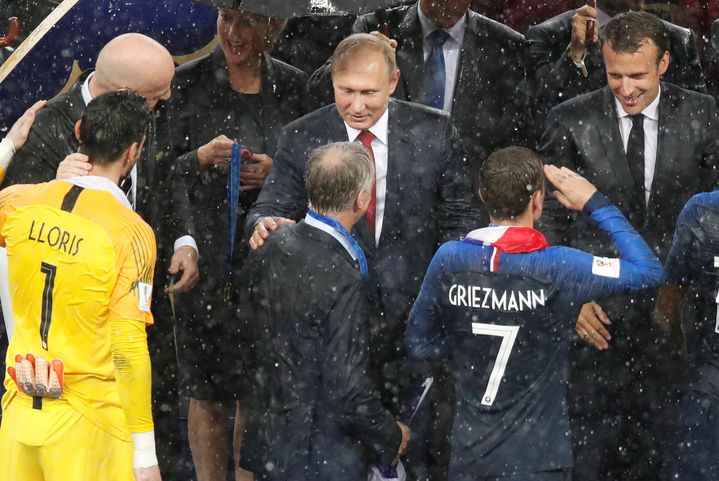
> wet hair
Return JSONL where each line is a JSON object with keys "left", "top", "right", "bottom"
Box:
{"left": 479, "top": 147, "right": 544, "bottom": 220}
{"left": 330, "top": 33, "right": 398, "bottom": 78}
{"left": 599, "top": 11, "right": 670, "bottom": 64}
{"left": 78, "top": 90, "right": 150, "bottom": 165}
{"left": 306, "top": 142, "right": 374, "bottom": 216}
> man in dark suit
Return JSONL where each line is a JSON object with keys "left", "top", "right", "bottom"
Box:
{"left": 248, "top": 33, "right": 483, "bottom": 478}
{"left": 240, "top": 141, "right": 409, "bottom": 481}
{"left": 3, "top": 33, "right": 199, "bottom": 481}
{"left": 307, "top": 0, "right": 532, "bottom": 183}
{"left": 528, "top": 0, "right": 706, "bottom": 125}
{"left": 539, "top": 12, "right": 719, "bottom": 481}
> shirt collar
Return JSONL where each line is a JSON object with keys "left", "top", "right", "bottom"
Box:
{"left": 344, "top": 107, "right": 389, "bottom": 145}
{"left": 60, "top": 175, "right": 132, "bottom": 210}
{"left": 417, "top": 2, "right": 467, "bottom": 46}
{"left": 81, "top": 72, "right": 95, "bottom": 106}
{"left": 303, "top": 213, "right": 358, "bottom": 261}
{"left": 614, "top": 85, "right": 661, "bottom": 121}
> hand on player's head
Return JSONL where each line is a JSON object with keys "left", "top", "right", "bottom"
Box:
{"left": 543, "top": 165, "right": 597, "bottom": 212}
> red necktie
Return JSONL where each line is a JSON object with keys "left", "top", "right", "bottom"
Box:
{"left": 357, "top": 130, "right": 376, "bottom": 239}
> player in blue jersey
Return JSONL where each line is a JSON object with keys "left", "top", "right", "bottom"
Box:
{"left": 656, "top": 191, "right": 719, "bottom": 481}
{"left": 407, "top": 146, "right": 664, "bottom": 481}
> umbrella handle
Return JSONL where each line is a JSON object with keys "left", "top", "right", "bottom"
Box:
{"left": 585, "top": 0, "right": 596, "bottom": 48}
{"left": 375, "top": 8, "right": 390, "bottom": 38}
{"left": 0, "top": 17, "right": 20, "bottom": 48}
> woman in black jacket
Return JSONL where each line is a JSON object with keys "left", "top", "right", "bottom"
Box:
{"left": 162, "top": 3, "right": 308, "bottom": 480}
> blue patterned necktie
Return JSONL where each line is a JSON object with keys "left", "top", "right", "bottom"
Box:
{"left": 424, "top": 29, "right": 451, "bottom": 110}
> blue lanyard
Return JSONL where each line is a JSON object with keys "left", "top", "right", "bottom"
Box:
{"left": 307, "top": 209, "right": 368, "bottom": 278}
{"left": 226, "top": 143, "right": 242, "bottom": 280}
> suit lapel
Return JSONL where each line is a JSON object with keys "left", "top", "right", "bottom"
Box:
{"left": 395, "top": 5, "right": 424, "bottom": 103}
{"left": 452, "top": 11, "right": 481, "bottom": 115}
{"left": 597, "top": 88, "right": 639, "bottom": 198}
{"left": 649, "top": 85, "right": 677, "bottom": 213}
{"left": 377, "top": 101, "right": 411, "bottom": 249}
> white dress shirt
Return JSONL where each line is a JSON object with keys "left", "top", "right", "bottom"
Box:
{"left": 345, "top": 108, "right": 389, "bottom": 246}
{"left": 82, "top": 74, "right": 197, "bottom": 253}
{"left": 615, "top": 87, "right": 661, "bottom": 205}
{"left": 417, "top": 4, "right": 467, "bottom": 113}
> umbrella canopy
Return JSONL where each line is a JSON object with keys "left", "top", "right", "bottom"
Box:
{"left": 195, "top": 0, "right": 409, "bottom": 17}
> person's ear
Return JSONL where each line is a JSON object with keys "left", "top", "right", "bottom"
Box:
{"left": 388, "top": 68, "right": 400, "bottom": 95}
{"left": 74, "top": 120, "right": 82, "bottom": 142}
{"left": 478, "top": 189, "right": 485, "bottom": 204}
{"left": 658, "top": 50, "right": 670, "bottom": 76}
{"left": 356, "top": 188, "right": 371, "bottom": 213}
{"left": 531, "top": 189, "right": 544, "bottom": 221}
{"left": 124, "top": 142, "right": 141, "bottom": 169}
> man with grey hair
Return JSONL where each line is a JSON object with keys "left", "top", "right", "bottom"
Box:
{"left": 239, "top": 141, "right": 410, "bottom": 481}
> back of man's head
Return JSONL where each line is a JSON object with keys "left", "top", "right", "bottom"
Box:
{"left": 78, "top": 91, "right": 150, "bottom": 165}
{"left": 479, "top": 147, "right": 544, "bottom": 220}
{"left": 330, "top": 33, "right": 397, "bottom": 78}
{"left": 94, "top": 33, "right": 175, "bottom": 109}
{"left": 600, "top": 11, "right": 670, "bottom": 63}
{"left": 306, "top": 142, "right": 374, "bottom": 216}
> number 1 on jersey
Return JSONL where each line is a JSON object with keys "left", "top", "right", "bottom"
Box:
{"left": 40, "top": 262, "right": 57, "bottom": 350}
{"left": 472, "top": 323, "right": 520, "bottom": 406}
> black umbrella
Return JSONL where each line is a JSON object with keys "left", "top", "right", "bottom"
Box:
{"left": 195, "top": 0, "right": 408, "bottom": 17}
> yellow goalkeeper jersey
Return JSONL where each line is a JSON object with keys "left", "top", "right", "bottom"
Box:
{"left": 0, "top": 179, "right": 156, "bottom": 442}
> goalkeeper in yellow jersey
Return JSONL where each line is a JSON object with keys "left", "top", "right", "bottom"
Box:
{"left": 0, "top": 91, "right": 161, "bottom": 481}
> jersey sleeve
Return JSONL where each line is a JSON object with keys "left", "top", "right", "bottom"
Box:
{"left": 537, "top": 200, "right": 665, "bottom": 303}
{"left": 406, "top": 245, "right": 452, "bottom": 361}
{"left": 110, "top": 220, "right": 157, "bottom": 326}
{"left": 665, "top": 195, "right": 701, "bottom": 286}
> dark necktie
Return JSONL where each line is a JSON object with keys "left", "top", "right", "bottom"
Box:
{"left": 626, "top": 114, "right": 645, "bottom": 204}
{"left": 424, "top": 29, "right": 450, "bottom": 110}
{"left": 357, "top": 130, "right": 376, "bottom": 239}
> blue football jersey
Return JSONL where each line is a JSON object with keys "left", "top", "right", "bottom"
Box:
{"left": 407, "top": 195, "right": 664, "bottom": 478}
{"left": 665, "top": 191, "right": 719, "bottom": 397}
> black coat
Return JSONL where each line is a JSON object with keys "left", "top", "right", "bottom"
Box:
{"left": 307, "top": 2, "right": 533, "bottom": 176}
{"left": 164, "top": 47, "right": 307, "bottom": 298}
{"left": 246, "top": 99, "right": 484, "bottom": 360}
{"left": 240, "top": 221, "right": 402, "bottom": 481}
{"left": 527, "top": 10, "right": 707, "bottom": 126}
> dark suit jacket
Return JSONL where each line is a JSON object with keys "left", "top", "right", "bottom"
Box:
{"left": 240, "top": 221, "right": 401, "bottom": 481}
{"left": 307, "top": 2, "right": 533, "bottom": 176}
{"left": 528, "top": 10, "right": 707, "bottom": 126}
{"left": 3, "top": 72, "right": 196, "bottom": 257}
{"left": 539, "top": 82, "right": 719, "bottom": 266}
{"left": 246, "top": 99, "right": 484, "bottom": 359}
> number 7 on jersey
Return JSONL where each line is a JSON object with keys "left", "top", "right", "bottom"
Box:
{"left": 472, "top": 323, "right": 520, "bottom": 406}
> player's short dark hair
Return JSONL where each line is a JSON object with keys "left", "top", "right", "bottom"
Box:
{"left": 600, "top": 11, "right": 670, "bottom": 65}
{"left": 479, "top": 147, "right": 544, "bottom": 220}
{"left": 78, "top": 90, "right": 150, "bottom": 165}
{"left": 306, "top": 142, "right": 374, "bottom": 216}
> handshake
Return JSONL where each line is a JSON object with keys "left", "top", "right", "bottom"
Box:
{"left": 7, "top": 353, "right": 64, "bottom": 398}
